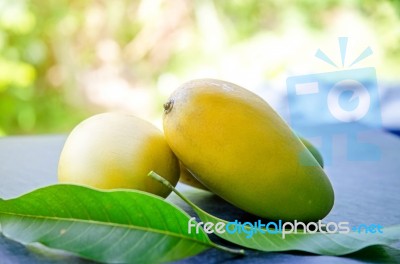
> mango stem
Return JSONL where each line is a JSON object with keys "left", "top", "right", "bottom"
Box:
{"left": 148, "top": 171, "right": 245, "bottom": 255}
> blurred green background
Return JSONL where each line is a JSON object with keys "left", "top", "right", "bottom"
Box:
{"left": 1, "top": 0, "right": 399, "bottom": 136}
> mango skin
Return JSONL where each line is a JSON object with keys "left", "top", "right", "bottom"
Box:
{"left": 58, "top": 113, "right": 180, "bottom": 198}
{"left": 179, "top": 163, "right": 209, "bottom": 190}
{"left": 180, "top": 137, "right": 324, "bottom": 190}
{"left": 163, "top": 79, "right": 334, "bottom": 222}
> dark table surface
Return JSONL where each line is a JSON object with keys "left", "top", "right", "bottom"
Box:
{"left": 0, "top": 123, "right": 399, "bottom": 263}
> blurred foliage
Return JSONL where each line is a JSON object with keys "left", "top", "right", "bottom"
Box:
{"left": 0, "top": 0, "right": 399, "bottom": 135}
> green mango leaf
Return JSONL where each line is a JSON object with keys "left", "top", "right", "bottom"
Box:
{"left": 149, "top": 171, "right": 400, "bottom": 256}
{"left": 0, "top": 184, "right": 243, "bottom": 264}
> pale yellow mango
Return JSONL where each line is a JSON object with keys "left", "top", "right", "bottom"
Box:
{"left": 58, "top": 113, "right": 179, "bottom": 198}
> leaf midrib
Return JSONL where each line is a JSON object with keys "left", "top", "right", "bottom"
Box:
{"left": 0, "top": 211, "right": 212, "bottom": 247}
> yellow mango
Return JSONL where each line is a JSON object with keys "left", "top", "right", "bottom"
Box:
{"left": 163, "top": 79, "right": 334, "bottom": 221}
{"left": 179, "top": 162, "right": 209, "bottom": 190}
{"left": 180, "top": 137, "right": 324, "bottom": 190}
